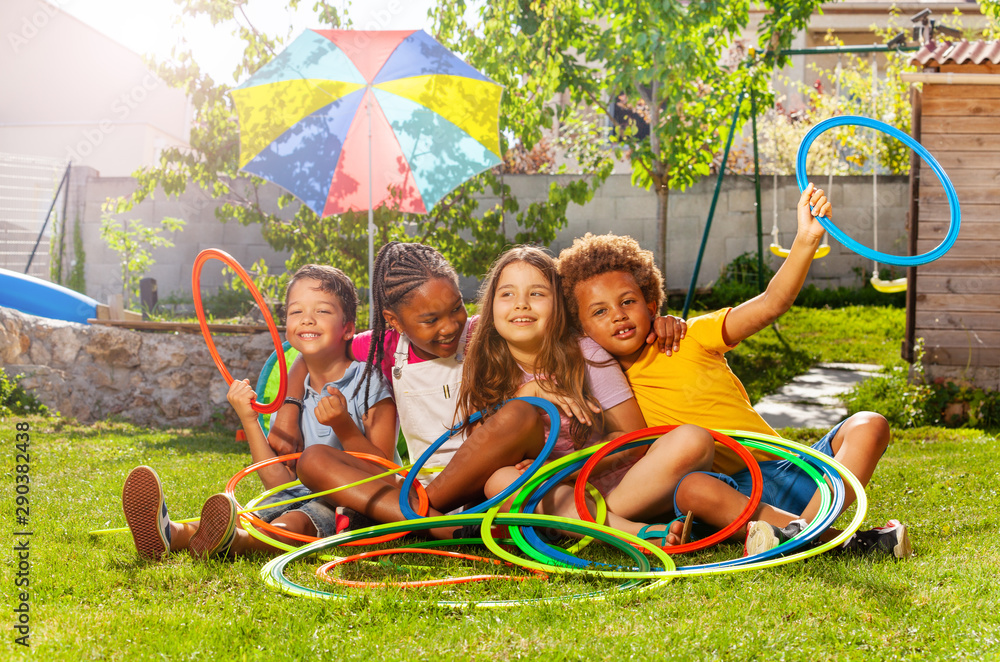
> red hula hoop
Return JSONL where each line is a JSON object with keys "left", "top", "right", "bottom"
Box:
{"left": 315, "top": 548, "right": 548, "bottom": 589}
{"left": 225, "top": 452, "right": 430, "bottom": 547}
{"left": 573, "top": 426, "right": 763, "bottom": 554}
{"left": 192, "top": 248, "right": 287, "bottom": 414}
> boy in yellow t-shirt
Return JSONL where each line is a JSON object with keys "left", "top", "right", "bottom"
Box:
{"left": 557, "top": 184, "right": 911, "bottom": 559}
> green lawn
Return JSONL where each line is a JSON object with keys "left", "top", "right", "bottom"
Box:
{"left": 5, "top": 304, "right": 996, "bottom": 661}
{"left": 3, "top": 414, "right": 998, "bottom": 661}
{"left": 722, "top": 306, "right": 906, "bottom": 403}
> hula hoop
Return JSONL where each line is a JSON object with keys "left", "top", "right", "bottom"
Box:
{"left": 574, "top": 426, "right": 763, "bottom": 555}
{"left": 315, "top": 548, "right": 548, "bottom": 589}
{"left": 192, "top": 248, "right": 287, "bottom": 414}
{"left": 510, "top": 436, "right": 822, "bottom": 571}
{"left": 225, "top": 452, "right": 429, "bottom": 547}
{"left": 672, "top": 432, "right": 865, "bottom": 577}
{"left": 670, "top": 436, "right": 837, "bottom": 572}
{"left": 258, "top": 433, "right": 867, "bottom": 607}
{"left": 398, "top": 397, "right": 561, "bottom": 520}
{"left": 796, "top": 115, "right": 961, "bottom": 267}
{"left": 499, "top": 433, "right": 855, "bottom": 576}
{"left": 512, "top": 442, "right": 643, "bottom": 568}
{"left": 261, "top": 512, "right": 673, "bottom": 608}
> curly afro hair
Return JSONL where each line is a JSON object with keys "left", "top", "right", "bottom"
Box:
{"left": 556, "top": 233, "right": 664, "bottom": 321}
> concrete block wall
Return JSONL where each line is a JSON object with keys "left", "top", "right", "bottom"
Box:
{"left": 67, "top": 168, "right": 909, "bottom": 306}
{"left": 67, "top": 166, "right": 291, "bottom": 308}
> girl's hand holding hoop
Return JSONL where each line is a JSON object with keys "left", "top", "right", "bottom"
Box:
{"left": 797, "top": 183, "right": 830, "bottom": 243}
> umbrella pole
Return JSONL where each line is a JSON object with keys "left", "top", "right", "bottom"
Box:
{"left": 367, "top": 88, "right": 375, "bottom": 328}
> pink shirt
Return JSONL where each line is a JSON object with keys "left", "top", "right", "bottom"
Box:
{"left": 524, "top": 337, "right": 636, "bottom": 493}
{"left": 351, "top": 316, "right": 480, "bottom": 396}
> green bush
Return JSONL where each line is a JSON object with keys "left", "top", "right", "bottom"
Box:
{"left": 843, "top": 341, "right": 1000, "bottom": 431}
{"left": 0, "top": 372, "right": 50, "bottom": 418}
{"left": 842, "top": 366, "right": 930, "bottom": 428}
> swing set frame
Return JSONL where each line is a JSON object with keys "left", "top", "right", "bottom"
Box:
{"left": 681, "top": 42, "right": 918, "bottom": 318}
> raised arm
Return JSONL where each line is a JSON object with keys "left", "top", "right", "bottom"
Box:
{"left": 722, "top": 183, "right": 830, "bottom": 346}
{"left": 228, "top": 379, "right": 297, "bottom": 490}
{"left": 266, "top": 355, "right": 307, "bottom": 457}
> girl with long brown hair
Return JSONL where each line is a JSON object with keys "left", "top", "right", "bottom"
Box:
{"left": 460, "top": 246, "right": 716, "bottom": 538}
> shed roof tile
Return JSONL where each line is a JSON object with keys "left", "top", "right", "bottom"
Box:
{"left": 911, "top": 40, "right": 1000, "bottom": 67}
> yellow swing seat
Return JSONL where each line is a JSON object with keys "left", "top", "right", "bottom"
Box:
{"left": 769, "top": 243, "right": 830, "bottom": 260}
{"left": 870, "top": 274, "right": 907, "bottom": 293}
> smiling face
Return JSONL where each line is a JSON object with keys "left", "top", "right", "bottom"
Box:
{"left": 573, "top": 270, "right": 656, "bottom": 369}
{"left": 383, "top": 276, "right": 468, "bottom": 361}
{"left": 284, "top": 277, "right": 354, "bottom": 361}
{"left": 491, "top": 260, "right": 555, "bottom": 363}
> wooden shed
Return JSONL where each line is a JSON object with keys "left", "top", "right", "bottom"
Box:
{"left": 902, "top": 41, "right": 1000, "bottom": 389}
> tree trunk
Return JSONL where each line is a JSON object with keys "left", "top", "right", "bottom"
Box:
{"left": 655, "top": 176, "right": 669, "bottom": 303}
{"left": 648, "top": 77, "right": 669, "bottom": 301}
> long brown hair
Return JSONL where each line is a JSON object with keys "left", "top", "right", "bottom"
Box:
{"left": 456, "top": 246, "right": 599, "bottom": 447}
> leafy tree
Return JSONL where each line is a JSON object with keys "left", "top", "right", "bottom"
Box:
{"left": 754, "top": 21, "right": 920, "bottom": 178}
{"left": 67, "top": 214, "right": 87, "bottom": 295}
{"left": 592, "top": 0, "right": 826, "bottom": 287}
{"left": 434, "top": 0, "right": 824, "bottom": 289}
{"left": 113, "top": 0, "right": 611, "bottom": 305}
{"left": 979, "top": 0, "right": 1000, "bottom": 37}
{"left": 99, "top": 215, "right": 185, "bottom": 309}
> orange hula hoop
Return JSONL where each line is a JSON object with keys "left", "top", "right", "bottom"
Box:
{"left": 225, "top": 452, "right": 430, "bottom": 547}
{"left": 573, "top": 426, "right": 763, "bottom": 555}
{"left": 315, "top": 548, "right": 548, "bottom": 589}
{"left": 192, "top": 248, "right": 287, "bottom": 414}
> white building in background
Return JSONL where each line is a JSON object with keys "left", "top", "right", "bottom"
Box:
{"left": 0, "top": 0, "right": 193, "bottom": 178}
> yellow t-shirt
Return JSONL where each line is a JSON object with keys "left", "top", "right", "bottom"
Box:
{"left": 625, "top": 308, "right": 778, "bottom": 475}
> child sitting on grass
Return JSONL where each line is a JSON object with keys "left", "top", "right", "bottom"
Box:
{"left": 556, "top": 184, "right": 911, "bottom": 559}
{"left": 121, "top": 264, "right": 397, "bottom": 560}
{"left": 465, "top": 246, "right": 715, "bottom": 538}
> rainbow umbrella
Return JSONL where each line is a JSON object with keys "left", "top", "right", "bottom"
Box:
{"left": 231, "top": 29, "right": 503, "bottom": 296}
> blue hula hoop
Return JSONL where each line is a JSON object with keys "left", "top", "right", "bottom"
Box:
{"left": 398, "top": 396, "right": 561, "bottom": 519}
{"left": 796, "top": 115, "right": 960, "bottom": 267}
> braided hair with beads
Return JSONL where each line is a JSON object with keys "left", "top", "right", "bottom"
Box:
{"left": 356, "top": 241, "right": 461, "bottom": 413}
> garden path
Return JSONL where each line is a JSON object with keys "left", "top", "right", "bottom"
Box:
{"left": 753, "top": 362, "right": 881, "bottom": 430}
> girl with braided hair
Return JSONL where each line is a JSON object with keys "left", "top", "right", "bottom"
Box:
{"left": 282, "top": 242, "right": 688, "bottom": 534}
{"left": 287, "top": 241, "right": 543, "bottom": 531}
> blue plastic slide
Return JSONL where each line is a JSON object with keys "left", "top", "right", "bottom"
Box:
{"left": 0, "top": 267, "right": 99, "bottom": 324}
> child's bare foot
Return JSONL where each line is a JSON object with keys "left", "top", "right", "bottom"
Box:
{"left": 189, "top": 494, "right": 238, "bottom": 560}
{"left": 637, "top": 518, "right": 687, "bottom": 547}
{"left": 122, "top": 466, "right": 171, "bottom": 561}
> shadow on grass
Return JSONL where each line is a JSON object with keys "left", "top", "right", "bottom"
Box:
{"left": 139, "top": 431, "right": 248, "bottom": 456}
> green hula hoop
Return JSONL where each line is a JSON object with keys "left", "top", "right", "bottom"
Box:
{"left": 483, "top": 434, "right": 865, "bottom": 578}
{"left": 260, "top": 512, "right": 676, "bottom": 608}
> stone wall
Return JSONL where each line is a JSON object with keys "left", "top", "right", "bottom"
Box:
{"left": 1, "top": 306, "right": 277, "bottom": 426}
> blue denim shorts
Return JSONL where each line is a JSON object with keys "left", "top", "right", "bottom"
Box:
{"left": 674, "top": 420, "right": 844, "bottom": 518}
{"left": 254, "top": 484, "right": 341, "bottom": 538}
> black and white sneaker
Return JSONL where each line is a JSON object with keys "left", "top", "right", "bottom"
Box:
{"left": 122, "top": 466, "right": 172, "bottom": 561}
{"left": 840, "top": 519, "right": 912, "bottom": 559}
